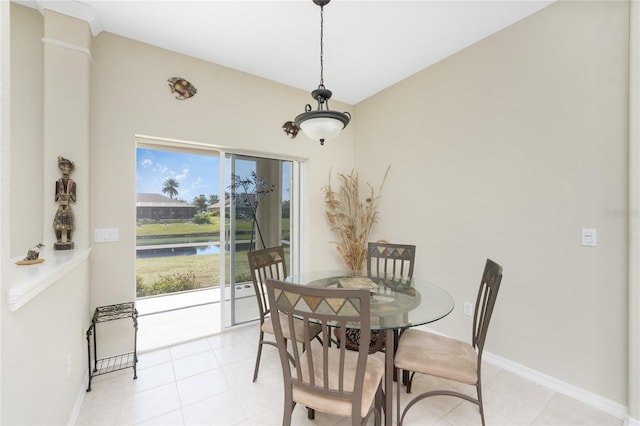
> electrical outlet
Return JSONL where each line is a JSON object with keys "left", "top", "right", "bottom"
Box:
{"left": 463, "top": 302, "right": 473, "bottom": 316}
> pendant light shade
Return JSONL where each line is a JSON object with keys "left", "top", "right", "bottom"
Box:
{"left": 294, "top": 0, "right": 350, "bottom": 145}
{"left": 294, "top": 86, "right": 351, "bottom": 145}
{"left": 296, "top": 112, "right": 349, "bottom": 144}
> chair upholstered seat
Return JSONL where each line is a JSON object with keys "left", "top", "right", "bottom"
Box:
{"left": 293, "top": 341, "right": 385, "bottom": 418}
{"left": 394, "top": 329, "right": 477, "bottom": 385}
{"left": 262, "top": 313, "right": 323, "bottom": 344}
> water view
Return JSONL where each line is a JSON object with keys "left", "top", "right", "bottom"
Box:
{"left": 136, "top": 244, "right": 221, "bottom": 258}
{"left": 136, "top": 243, "right": 254, "bottom": 258}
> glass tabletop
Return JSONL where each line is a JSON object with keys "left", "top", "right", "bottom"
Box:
{"left": 286, "top": 271, "right": 455, "bottom": 331}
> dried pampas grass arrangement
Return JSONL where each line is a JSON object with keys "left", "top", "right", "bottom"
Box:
{"left": 323, "top": 166, "right": 390, "bottom": 272}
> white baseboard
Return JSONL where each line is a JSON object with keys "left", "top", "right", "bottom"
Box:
{"left": 482, "top": 351, "right": 628, "bottom": 422}
{"left": 67, "top": 372, "right": 88, "bottom": 426}
{"left": 415, "top": 325, "right": 630, "bottom": 424}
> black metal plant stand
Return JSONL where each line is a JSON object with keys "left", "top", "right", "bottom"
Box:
{"left": 86, "top": 302, "right": 138, "bottom": 391}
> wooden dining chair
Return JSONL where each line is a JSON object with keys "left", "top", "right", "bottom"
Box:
{"left": 266, "top": 278, "right": 385, "bottom": 426}
{"left": 247, "top": 246, "right": 322, "bottom": 382}
{"left": 394, "top": 258, "right": 503, "bottom": 426}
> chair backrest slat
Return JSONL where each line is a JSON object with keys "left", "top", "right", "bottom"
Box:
{"left": 247, "top": 246, "right": 287, "bottom": 321}
{"left": 367, "top": 242, "right": 416, "bottom": 282}
{"left": 473, "top": 258, "right": 503, "bottom": 354}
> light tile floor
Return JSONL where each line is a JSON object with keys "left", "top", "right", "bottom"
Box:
{"left": 136, "top": 286, "right": 258, "bottom": 352}
{"left": 76, "top": 323, "right": 624, "bottom": 426}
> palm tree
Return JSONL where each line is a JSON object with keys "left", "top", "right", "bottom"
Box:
{"left": 162, "top": 178, "right": 180, "bottom": 199}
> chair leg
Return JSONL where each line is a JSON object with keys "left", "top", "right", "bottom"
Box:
{"left": 392, "top": 330, "right": 399, "bottom": 381}
{"left": 406, "top": 371, "right": 416, "bottom": 393}
{"left": 252, "top": 331, "right": 264, "bottom": 382}
{"left": 396, "top": 368, "right": 402, "bottom": 426}
{"left": 375, "top": 383, "right": 382, "bottom": 426}
{"left": 477, "top": 383, "right": 486, "bottom": 426}
{"left": 307, "top": 407, "right": 315, "bottom": 419}
{"left": 395, "top": 328, "right": 409, "bottom": 384}
{"left": 283, "top": 402, "right": 293, "bottom": 426}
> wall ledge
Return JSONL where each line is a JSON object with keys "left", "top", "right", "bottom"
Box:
{"left": 7, "top": 248, "right": 90, "bottom": 312}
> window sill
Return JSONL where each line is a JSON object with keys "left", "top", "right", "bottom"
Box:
{"left": 7, "top": 248, "right": 91, "bottom": 312}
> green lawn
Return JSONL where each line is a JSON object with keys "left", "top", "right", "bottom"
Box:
{"left": 136, "top": 219, "right": 287, "bottom": 238}
{"left": 136, "top": 220, "right": 260, "bottom": 246}
{"left": 136, "top": 251, "right": 252, "bottom": 297}
{"left": 135, "top": 220, "right": 290, "bottom": 297}
{"left": 136, "top": 220, "right": 257, "bottom": 237}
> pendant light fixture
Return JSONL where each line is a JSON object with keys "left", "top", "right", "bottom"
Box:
{"left": 294, "top": 0, "right": 350, "bottom": 146}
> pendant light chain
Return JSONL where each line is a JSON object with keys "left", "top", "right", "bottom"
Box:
{"left": 319, "top": 3, "right": 324, "bottom": 87}
{"left": 292, "top": 0, "right": 350, "bottom": 145}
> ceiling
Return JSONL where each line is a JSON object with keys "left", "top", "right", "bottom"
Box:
{"left": 14, "top": 0, "right": 555, "bottom": 105}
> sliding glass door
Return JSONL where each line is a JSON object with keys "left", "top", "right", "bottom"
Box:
{"left": 135, "top": 147, "right": 221, "bottom": 310}
{"left": 225, "top": 154, "right": 293, "bottom": 325}
{"left": 135, "top": 140, "right": 297, "bottom": 345}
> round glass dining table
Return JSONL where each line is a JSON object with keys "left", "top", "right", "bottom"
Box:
{"left": 286, "top": 271, "right": 455, "bottom": 426}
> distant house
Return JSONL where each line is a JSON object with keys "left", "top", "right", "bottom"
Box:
{"left": 207, "top": 196, "right": 290, "bottom": 219}
{"left": 207, "top": 194, "right": 256, "bottom": 217}
{"left": 136, "top": 193, "right": 196, "bottom": 221}
{"left": 206, "top": 198, "right": 230, "bottom": 216}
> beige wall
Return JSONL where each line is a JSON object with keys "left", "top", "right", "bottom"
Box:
{"left": 1, "top": 261, "right": 90, "bottom": 425}
{"left": 89, "top": 31, "right": 355, "bottom": 310}
{"left": 0, "top": 0, "right": 8, "bottom": 422}
{"left": 3, "top": 5, "right": 93, "bottom": 424}
{"left": 4, "top": 3, "right": 356, "bottom": 422}
{"left": 628, "top": 0, "right": 640, "bottom": 419}
{"left": 2, "top": 0, "right": 635, "bottom": 423}
{"left": 9, "top": 1, "right": 43, "bottom": 254}
{"left": 43, "top": 8, "right": 92, "bottom": 251}
{"left": 355, "top": 0, "right": 629, "bottom": 405}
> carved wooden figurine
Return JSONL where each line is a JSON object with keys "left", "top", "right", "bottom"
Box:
{"left": 53, "top": 156, "right": 76, "bottom": 250}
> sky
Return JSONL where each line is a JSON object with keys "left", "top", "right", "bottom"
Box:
{"left": 136, "top": 148, "right": 290, "bottom": 203}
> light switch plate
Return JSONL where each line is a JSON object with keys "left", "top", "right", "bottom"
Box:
{"left": 94, "top": 228, "right": 119, "bottom": 243}
{"left": 581, "top": 228, "right": 597, "bottom": 247}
